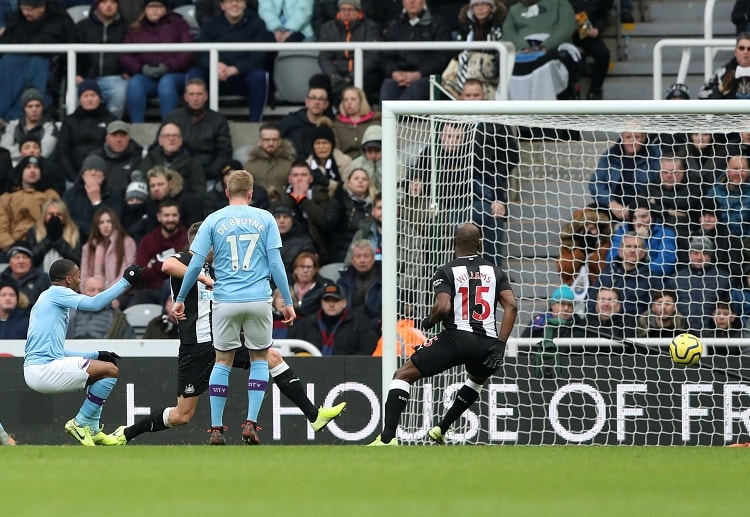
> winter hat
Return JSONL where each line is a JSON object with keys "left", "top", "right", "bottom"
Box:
{"left": 125, "top": 179, "right": 149, "bottom": 201}
{"left": 666, "top": 83, "right": 690, "bottom": 100}
{"left": 18, "top": 133, "right": 41, "bottom": 149}
{"left": 80, "top": 154, "right": 106, "bottom": 174}
{"left": 0, "top": 278, "right": 19, "bottom": 299}
{"left": 469, "top": 0, "right": 496, "bottom": 10}
{"left": 311, "top": 123, "right": 336, "bottom": 147}
{"left": 361, "top": 124, "right": 382, "bottom": 149}
{"left": 20, "top": 87, "right": 44, "bottom": 107}
{"left": 144, "top": 0, "right": 167, "bottom": 8}
{"left": 338, "top": 0, "right": 361, "bottom": 9}
{"left": 19, "top": 0, "right": 45, "bottom": 7}
{"left": 689, "top": 236, "right": 715, "bottom": 255}
{"left": 549, "top": 285, "right": 575, "bottom": 303}
{"left": 270, "top": 204, "right": 294, "bottom": 217}
{"left": 7, "top": 241, "right": 33, "bottom": 259}
{"left": 78, "top": 79, "right": 102, "bottom": 99}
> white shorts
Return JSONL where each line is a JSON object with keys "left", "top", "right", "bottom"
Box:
{"left": 213, "top": 300, "right": 273, "bottom": 352}
{"left": 24, "top": 357, "right": 91, "bottom": 394}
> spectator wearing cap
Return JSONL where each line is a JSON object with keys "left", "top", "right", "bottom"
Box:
{"left": 62, "top": 154, "right": 124, "bottom": 242}
{"left": 279, "top": 84, "right": 331, "bottom": 159}
{"left": 337, "top": 239, "right": 382, "bottom": 332}
{"left": 120, "top": 0, "right": 195, "bottom": 123}
{"left": 317, "top": 0, "right": 382, "bottom": 107}
{"left": 88, "top": 120, "right": 144, "bottom": 196}
{"left": 13, "top": 133, "right": 65, "bottom": 195}
{"left": 243, "top": 122, "right": 296, "bottom": 194}
{"left": 25, "top": 198, "right": 81, "bottom": 272}
{"left": 75, "top": 0, "right": 128, "bottom": 119}
{"left": 0, "top": 278, "right": 30, "bottom": 339}
{"left": 667, "top": 236, "right": 731, "bottom": 332}
{"left": 0, "top": 86, "right": 58, "bottom": 165}
{"left": 121, "top": 173, "right": 150, "bottom": 244}
{"left": 0, "top": 241, "right": 51, "bottom": 307}
{"left": 305, "top": 118, "right": 352, "bottom": 197}
{"left": 288, "top": 282, "right": 379, "bottom": 355}
{"left": 349, "top": 124, "right": 381, "bottom": 191}
{"left": 666, "top": 82, "right": 690, "bottom": 100}
{"left": 164, "top": 78, "right": 232, "bottom": 184}
{"left": 332, "top": 86, "right": 381, "bottom": 160}
{"left": 700, "top": 33, "right": 750, "bottom": 99}
{"left": 205, "top": 159, "right": 269, "bottom": 215}
{"left": 522, "top": 284, "right": 582, "bottom": 338}
{"left": 271, "top": 203, "right": 315, "bottom": 275}
{"left": 53, "top": 79, "right": 117, "bottom": 183}
{"left": 0, "top": 0, "right": 77, "bottom": 121}
{"left": 0, "top": 156, "right": 59, "bottom": 256}
{"left": 187, "top": 2, "right": 273, "bottom": 123}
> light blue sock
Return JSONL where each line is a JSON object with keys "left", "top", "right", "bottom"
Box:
{"left": 76, "top": 377, "right": 117, "bottom": 431}
{"left": 208, "top": 364, "right": 232, "bottom": 427}
{"left": 246, "top": 360, "right": 269, "bottom": 423}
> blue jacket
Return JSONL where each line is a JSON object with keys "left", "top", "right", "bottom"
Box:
{"left": 589, "top": 259, "right": 659, "bottom": 316}
{"left": 589, "top": 140, "right": 661, "bottom": 210}
{"left": 0, "top": 308, "right": 29, "bottom": 339}
{"left": 709, "top": 181, "right": 750, "bottom": 237}
{"left": 668, "top": 263, "right": 731, "bottom": 333}
{"left": 337, "top": 261, "right": 382, "bottom": 331}
{"left": 607, "top": 223, "right": 677, "bottom": 277}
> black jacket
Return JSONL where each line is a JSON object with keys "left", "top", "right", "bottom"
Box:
{"left": 76, "top": 8, "right": 128, "bottom": 77}
{"left": 381, "top": 8, "right": 451, "bottom": 77}
{"left": 164, "top": 107, "right": 233, "bottom": 181}
{"left": 288, "top": 307, "right": 378, "bottom": 355}
{"left": 54, "top": 104, "right": 116, "bottom": 182}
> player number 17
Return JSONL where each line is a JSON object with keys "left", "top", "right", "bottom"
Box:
{"left": 226, "top": 233, "right": 259, "bottom": 270}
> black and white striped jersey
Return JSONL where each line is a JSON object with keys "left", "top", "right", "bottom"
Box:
{"left": 170, "top": 252, "right": 213, "bottom": 345}
{"left": 431, "top": 255, "right": 510, "bottom": 338}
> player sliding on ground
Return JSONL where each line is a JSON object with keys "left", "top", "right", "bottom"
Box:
{"left": 369, "top": 223, "right": 517, "bottom": 446}
{"left": 110, "top": 222, "right": 345, "bottom": 445}
{"left": 23, "top": 258, "right": 144, "bottom": 446}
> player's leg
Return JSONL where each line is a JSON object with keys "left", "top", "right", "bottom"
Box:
{"left": 371, "top": 359, "right": 423, "bottom": 445}
{"left": 210, "top": 302, "right": 245, "bottom": 444}
{"left": 266, "top": 348, "right": 346, "bottom": 432}
{"left": 78, "top": 360, "right": 122, "bottom": 445}
{"left": 0, "top": 421, "right": 16, "bottom": 446}
{"left": 240, "top": 301, "right": 274, "bottom": 445}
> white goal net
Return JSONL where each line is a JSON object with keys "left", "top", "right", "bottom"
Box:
{"left": 381, "top": 100, "right": 750, "bottom": 446}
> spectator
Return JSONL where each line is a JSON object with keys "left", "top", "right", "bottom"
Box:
{"left": 575, "top": 287, "right": 635, "bottom": 342}
{"left": 12, "top": 133, "right": 64, "bottom": 195}
{"left": 665, "top": 82, "right": 691, "bottom": 100}
{"left": 205, "top": 158, "right": 270, "bottom": 215}
{"left": 66, "top": 275, "right": 136, "bottom": 339}
{"left": 325, "top": 168, "right": 373, "bottom": 263}
{"left": 684, "top": 132, "right": 727, "bottom": 194}
{"left": 258, "top": 0, "right": 313, "bottom": 42}
{"left": 270, "top": 161, "right": 330, "bottom": 261}
{"left": 306, "top": 119, "right": 352, "bottom": 196}
{"left": 345, "top": 191, "right": 381, "bottom": 264}
{"left": 349, "top": 124, "right": 381, "bottom": 191}
{"left": 288, "top": 250, "right": 335, "bottom": 317}
{"left": 521, "top": 284, "right": 583, "bottom": 339}
{"left": 188, "top": 1, "right": 274, "bottom": 122}
{"left": 669, "top": 236, "right": 731, "bottom": 333}
{"left": 699, "top": 33, "right": 750, "bottom": 99}
{"left": 588, "top": 231, "right": 657, "bottom": 317}
{"left": 140, "top": 165, "right": 204, "bottom": 237}
{"left": 589, "top": 131, "right": 661, "bottom": 222}
{"left": 75, "top": 0, "right": 129, "bottom": 118}
{"left": 88, "top": 120, "right": 144, "bottom": 196}
{"left": 732, "top": 0, "right": 750, "bottom": 35}
{"left": 53, "top": 80, "right": 116, "bottom": 184}
{"left": 558, "top": 206, "right": 613, "bottom": 286}
{"left": 645, "top": 150, "right": 700, "bottom": 241}
{"left": 120, "top": 0, "right": 195, "bottom": 122}
{"left": 337, "top": 239, "right": 381, "bottom": 331}
{"left": 317, "top": 0, "right": 382, "bottom": 106}
{"left": 80, "top": 206, "right": 136, "bottom": 290}
{"left": 26, "top": 198, "right": 81, "bottom": 272}
{"left": 635, "top": 290, "right": 687, "bottom": 339}
{"left": 0, "top": 279, "right": 29, "bottom": 339}
{"left": 137, "top": 122, "right": 207, "bottom": 197}
{"left": 607, "top": 198, "right": 677, "bottom": 278}
{"left": 380, "top": 0, "right": 451, "bottom": 101}
{"left": 279, "top": 84, "right": 331, "bottom": 159}
{"left": 132, "top": 199, "right": 187, "bottom": 306}
{"left": 287, "top": 283, "right": 378, "bottom": 355}
{"left": 62, "top": 154, "right": 124, "bottom": 243}
{"left": 271, "top": 204, "right": 315, "bottom": 275}
{"left": 0, "top": 241, "right": 50, "bottom": 306}
{"left": 332, "top": 86, "right": 381, "bottom": 159}
{"left": 569, "top": 0, "right": 612, "bottom": 100}
{"left": 703, "top": 300, "right": 747, "bottom": 352}
{"left": 0, "top": 0, "right": 77, "bottom": 121}
{"left": 121, "top": 174, "right": 150, "bottom": 243}
{"left": 619, "top": 0, "right": 634, "bottom": 23}
{"left": 0, "top": 87, "right": 58, "bottom": 165}
{"left": 142, "top": 293, "right": 179, "bottom": 339}
{"left": 0, "top": 144, "right": 10, "bottom": 195}
{"left": 0, "top": 156, "right": 59, "bottom": 257}
{"left": 164, "top": 78, "right": 232, "bottom": 184}
{"left": 312, "top": 0, "right": 399, "bottom": 35}
{"left": 242, "top": 122, "right": 297, "bottom": 194}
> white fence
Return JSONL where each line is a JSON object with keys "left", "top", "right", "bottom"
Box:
{"left": 652, "top": 37, "right": 735, "bottom": 99}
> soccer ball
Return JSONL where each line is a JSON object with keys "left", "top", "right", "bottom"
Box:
{"left": 669, "top": 333, "right": 703, "bottom": 366}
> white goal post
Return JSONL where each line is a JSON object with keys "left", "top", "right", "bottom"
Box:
{"left": 381, "top": 99, "right": 750, "bottom": 445}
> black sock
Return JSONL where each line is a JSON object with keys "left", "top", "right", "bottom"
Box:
{"left": 380, "top": 387, "right": 409, "bottom": 443}
{"left": 273, "top": 369, "right": 318, "bottom": 421}
{"left": 124, "top": 408, "right": 169, "bottom": 441}
{"left": 438, "top": 385, "right": 480, "bottom": 432}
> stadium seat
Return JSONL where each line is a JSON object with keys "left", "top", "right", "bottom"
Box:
{"left": 174, "top": 4, "right": 200, "bottom": 38}
{"left": 319, "top": 262, "right": 345, "bottom": 283}
{"left": 66, "top": 5, "right": 90, "bottom": 24}
{"left": 273, "top": 50, "right": 321, "bottom": 105}
{"left": 123, "top": 303, "right": 163, "bottom": 338}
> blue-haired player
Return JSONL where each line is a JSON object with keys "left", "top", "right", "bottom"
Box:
{"left": 23, "top": 258, "right": 143, "bottom": 446}
{"left": 172, "top": 170, "right": 297, "bottom": 445}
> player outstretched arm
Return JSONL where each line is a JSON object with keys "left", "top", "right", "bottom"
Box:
{"left": 76, "top": 265, "right": 144, "bottom": 312}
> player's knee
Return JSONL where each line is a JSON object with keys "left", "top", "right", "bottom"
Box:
{"left": 267, "top": 347, "right": 282, "bottom": 367}
{"left": 105, "top": 363, "right": 119, "bottom": 378}
{"left": 170, "top": 408, "right": 194, "bottom": 426}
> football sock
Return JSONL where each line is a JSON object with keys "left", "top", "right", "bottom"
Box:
{"left": 209, "top": 364, "right": 231, "bottom": 427}
{"left": 247, "top": 360, "right": 269, "bottom": 422}
{"left": 76, "top": 377, "right": 117, "bottom": 431}
{"left": 380, "top": 379, "right": 411, "bottom": 443}
{"left": 271, "top": 362, "right": 318, "bottom": 421}
{"left": 438, "top": 380, "right": 482, "bottom": 432}
{"left": 124, "top": 407, "right": 173, "bottom": 441}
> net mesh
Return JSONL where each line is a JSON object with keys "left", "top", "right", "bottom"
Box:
{"left": 390, "top": 111, "right": 750, "bottom": 445}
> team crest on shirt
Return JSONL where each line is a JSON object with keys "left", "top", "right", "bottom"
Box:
{"left": 184, "top": 384, "right": 195, "bottom": 394}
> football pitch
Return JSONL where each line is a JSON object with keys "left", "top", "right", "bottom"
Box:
{"left": 1, "top": 446, "right": 747, "bottom": 516}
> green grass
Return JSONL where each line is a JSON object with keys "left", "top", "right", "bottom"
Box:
{"left": 0, "top": 446, "right": 748, "bottom": 516}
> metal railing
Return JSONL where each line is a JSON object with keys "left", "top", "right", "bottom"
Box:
{"left": 0, "top": 40, "right": 516, "bottom": 115}
{"left": 652, "top": 37, "right": 735, "bottom": 99}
